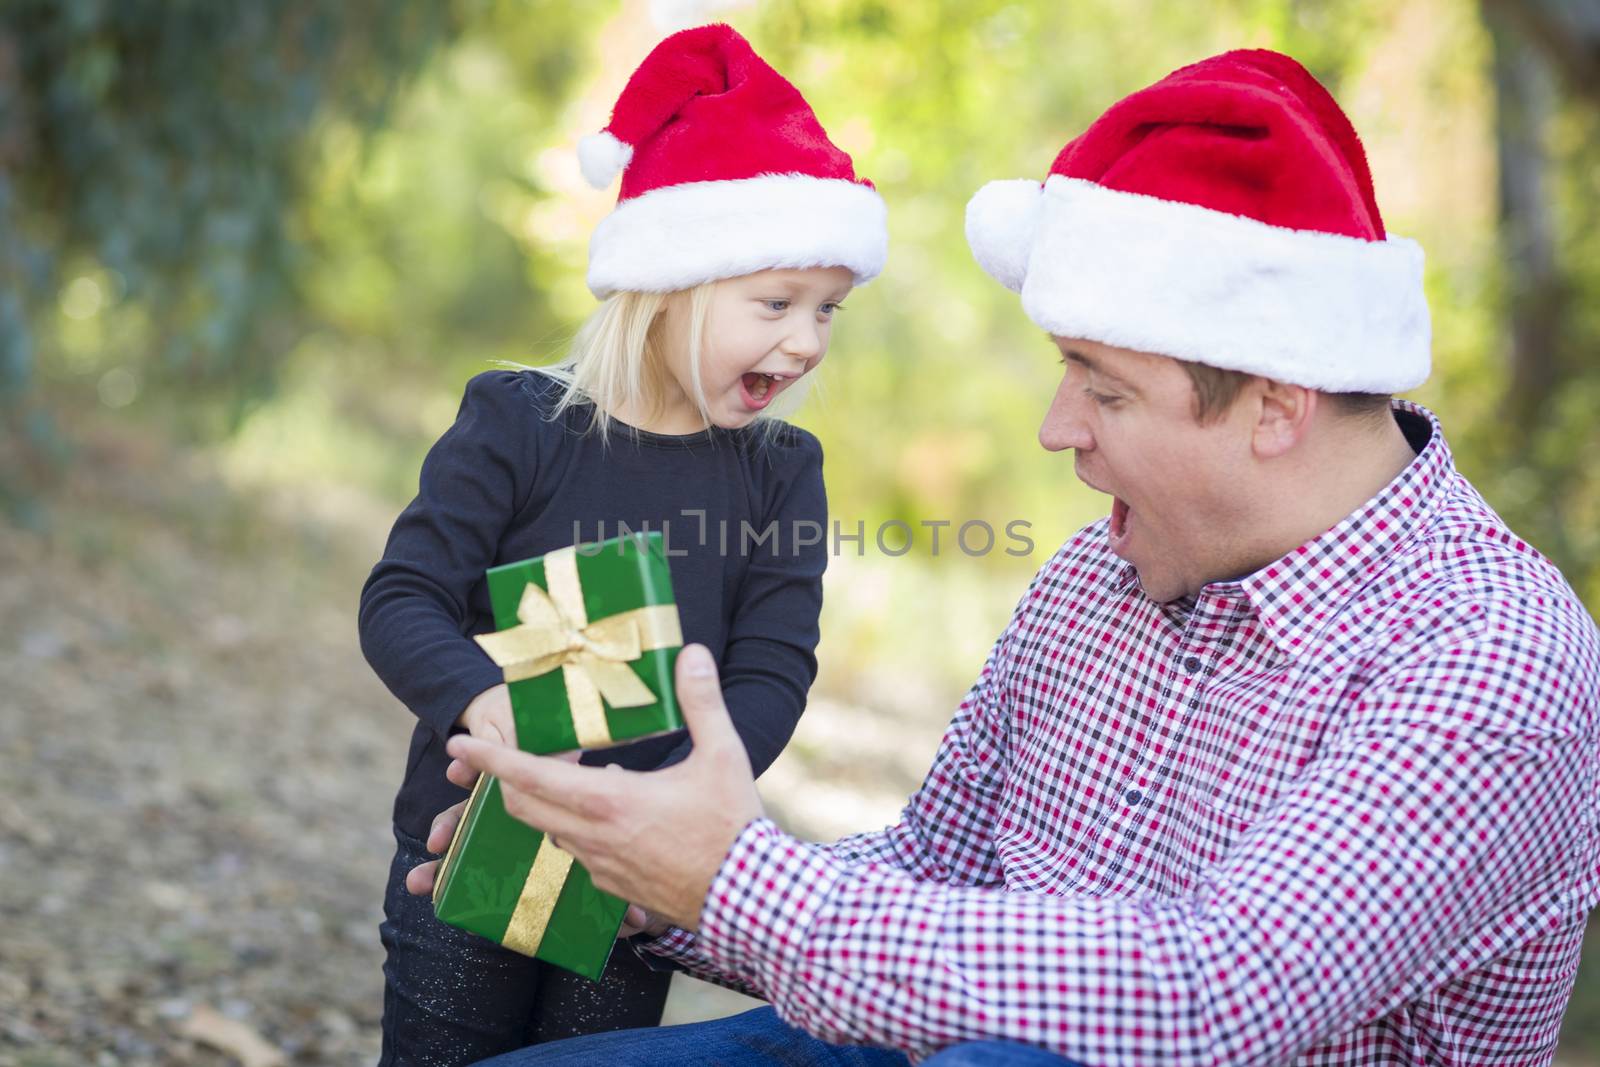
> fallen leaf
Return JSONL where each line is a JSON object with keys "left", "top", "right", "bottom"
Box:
{"left": 176, "top": 1004, "right": 286, "bottom": 1067}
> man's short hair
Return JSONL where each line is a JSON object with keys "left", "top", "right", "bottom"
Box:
{"left": 1180, "top": 361, "right": 1392, "bottom": 425}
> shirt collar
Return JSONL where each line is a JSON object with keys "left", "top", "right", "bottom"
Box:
{"left": 1108, "top": 401, "right": 1455, "bottom": 653}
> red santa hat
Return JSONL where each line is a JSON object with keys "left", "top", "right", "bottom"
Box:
{"left": 965, "top": 49, "right": 1430, "bottom": 393}
{"left": 579, "top": 24, "right": 887, "bottom": 299}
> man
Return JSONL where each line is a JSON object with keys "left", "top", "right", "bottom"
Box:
{"left": 408, "top": 50, "right": 1600, "bottom": 1065}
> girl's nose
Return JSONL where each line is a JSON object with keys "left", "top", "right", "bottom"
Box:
{"left": 782, "top": 320, "right": 825, "bottom": 360}
{"left": 1038, "top": 376, "right": 1094, "bottom": 453}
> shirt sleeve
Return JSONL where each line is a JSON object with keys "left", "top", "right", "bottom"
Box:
{"left": 685, "top": 627, "right": 1598, "bottom": 1064}
{"left": 652, "top": 430, "right": 829, "bottom": 778}
{"left": 638, "top": 561, "right": 1042, "bottom": 990}
{"left": 821, "top": 563, "right": 1035, "bottom": 882}
{"left": 357, "top": 371, "right": 534, "bottom": 737}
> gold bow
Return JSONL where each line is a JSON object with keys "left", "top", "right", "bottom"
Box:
{"left": 473, "top": 546, "right": 681, "bottom": 748}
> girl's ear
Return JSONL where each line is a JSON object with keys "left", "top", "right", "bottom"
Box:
{"left": 657, "top": 287, "right": 693, "bottom": 319}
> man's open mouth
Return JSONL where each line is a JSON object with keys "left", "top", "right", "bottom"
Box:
{"left": 1110, "top": 496, "right": 1131, "bottom": 541}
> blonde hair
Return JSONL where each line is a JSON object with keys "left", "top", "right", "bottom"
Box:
{"left": 531, "top": 281, "right": 815, "bottom": 441}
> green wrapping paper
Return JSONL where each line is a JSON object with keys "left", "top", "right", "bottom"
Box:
{"left": 474, "top": 530, "right": 685, "bottom": 755}
{"left": 437, "top": 529, "right": 685, "bottom": 979}
{"left": 432, "top": 774, "right": 627, "bottom": 980}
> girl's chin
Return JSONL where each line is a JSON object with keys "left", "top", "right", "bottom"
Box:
{"left": 706, "top": 398, "right": 759, "bottom": 430}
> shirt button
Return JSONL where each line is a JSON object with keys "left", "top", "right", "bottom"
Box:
{"left": 1183, "top": 655, "right": 1203, "bottom": 674}
{"left": 1125, "top": 788, "right": 1143, "bottom": 806}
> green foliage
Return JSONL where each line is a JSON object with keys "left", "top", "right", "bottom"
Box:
{"left": 1460, "top": 95, "right": 1600, "bottom": 608}
{"left": 734, "top": 0, "right": 1384, "bottom": 560}
{"left": 0, "top": 0, "right": 460, "bottom": 439}
{"left": 5, "top": 1, "right": 1598, "bottom": 601}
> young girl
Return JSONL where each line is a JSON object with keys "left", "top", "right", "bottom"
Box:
{"left": 357, "top": 24, "right": 886, "bottom": 1067}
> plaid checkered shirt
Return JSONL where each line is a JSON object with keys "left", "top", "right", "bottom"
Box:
{"left": 645, "top": 401, "right": 1600, "bottom": 1066}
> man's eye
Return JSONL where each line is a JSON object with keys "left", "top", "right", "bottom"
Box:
{"left": 1083, "top": 387, "right": 1121, "bottom": 407}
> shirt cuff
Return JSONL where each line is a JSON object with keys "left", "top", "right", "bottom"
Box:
{"left": 423, "top": 659, "right": 507, "bottom": 738}
{"left": 693, "top": 817, "right": 843, "bottom": 981}
{"left": 628, "top": 932, "right": 687, "bottom": 973}
{"left": 636, "top": 925, "right": 700, "bottom": 967}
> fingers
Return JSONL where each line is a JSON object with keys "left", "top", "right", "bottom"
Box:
{"left": 445, "top": 736, "right": 625, "bottom": 849}
{"left": 497, "top": 781, "right": 600, "bottom": 847}
{"left": 447, "top": 735, "right": 617, "bottom": 806}
{"left": 674, "top": 644, "right": 744, "bottom": 764}
{"left": 445, "top": 757, "right": 479, "bottom": 790}
{"left": 405, "top": 858, "right": 439, "bottom": 897}
{"left": 443, "top": 738, "right": 642, "bottom": 870}
{"left": 427, "top": 800, "right": 467, "bottom": 854}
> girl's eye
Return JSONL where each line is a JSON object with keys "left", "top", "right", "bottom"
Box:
{"left": 763, "top": 299, "right": 790, "bottom": 312}
{"left": 818, "top": 302, "right": 843, "bottom": 317}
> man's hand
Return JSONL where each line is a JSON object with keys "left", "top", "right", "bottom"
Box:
{"left": 620, "top": 904, "right": 672, "bottom": 940}
{"left": 458, "top": 683, "right": 516, "bottom": 747}
{"left": 403, "top": 749, "right": 580, "bottom": 897}
{"left": 444, "top": 644, "right": 763, "bottom": 931}
{"left": 408, "top": 799, "right": 667, "bottom": 942}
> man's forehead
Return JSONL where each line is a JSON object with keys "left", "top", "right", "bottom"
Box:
{"left": 1051, "top": 336, "right": 1169, "bottom": 387}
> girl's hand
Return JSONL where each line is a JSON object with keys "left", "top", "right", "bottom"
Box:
{"left": 458, "top": 683, "right": 517, "bottom": 747}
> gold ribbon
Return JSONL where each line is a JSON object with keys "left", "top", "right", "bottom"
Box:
{"left": 432, "top": 775, "right": 574, "bottom": 956}
{"left": 502, "top": 836, "right": 576, "bottom": 955}
{"left": 432, "top": 772, "right": 487, "bottom": 908}
{"left": 473, "top": 546, "right": 681, "bottom": 748}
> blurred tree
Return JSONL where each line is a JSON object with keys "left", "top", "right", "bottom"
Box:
{"left": 217, "top": 1, "right": 603, "bottom": 502}
{"left": 0, "top": 0, "right": 461, "bottom": 513}
{"left": 1471, "top": 0, "right": 1600, "bottom": 605}
{"left": 735, "top": 0, "right": 1377, "bottom": 559}
{"left": 1483, "top": 0, "right": 1600, "bottom": 108}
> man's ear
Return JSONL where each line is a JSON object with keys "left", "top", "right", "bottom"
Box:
{"left": 1252, "top": 379, "right": 1316, "bottom": 459}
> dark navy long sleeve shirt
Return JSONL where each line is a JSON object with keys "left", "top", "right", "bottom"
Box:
{"left": 359, "top": 370, "right": 827, "bottom": 839}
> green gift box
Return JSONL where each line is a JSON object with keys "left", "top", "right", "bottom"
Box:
{"left": 474, "top": 530, "right": 685, "bottom": 755}
{"left": 433, "top": 773, "right": 627, "bottom": 980}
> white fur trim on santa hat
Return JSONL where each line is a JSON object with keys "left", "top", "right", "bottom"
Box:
{"left": 967, "top": 175, "right": 1432, "bottom": 393}
{"left": 586, "top": 174, "right": 887, "bottom": 297}
{"left": 965, "top": 179, "right": 1044, "bottom": 293}
{"left": 578, "top": 131, "right": 634, "bottom": 189}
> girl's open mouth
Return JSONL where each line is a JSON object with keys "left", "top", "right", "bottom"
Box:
{"left": 740, "top": 372, "right": 793, "bottom": 411}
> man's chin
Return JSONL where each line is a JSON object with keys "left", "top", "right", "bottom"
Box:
{"left": 1130, "top": 564, "right": 1189, "bottom": 604}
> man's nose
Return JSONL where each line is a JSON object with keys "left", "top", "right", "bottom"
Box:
{"left": 1038, "top": 378, "right": 1093, "bottom": 453}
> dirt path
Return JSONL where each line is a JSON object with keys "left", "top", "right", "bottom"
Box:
{"left": 0, "top": 419, "right": 936, "bottom": 1066}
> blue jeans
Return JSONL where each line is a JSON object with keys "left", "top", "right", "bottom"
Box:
{"left": 474, "top": 1005, "right": 1083, "bottom": 1066}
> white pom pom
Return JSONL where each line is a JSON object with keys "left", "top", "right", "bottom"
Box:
{"left": 964, "top": 179, "right": 1043, "bottom": 292}
{"left": 577, "top": 131, "right": 634, "bottom": 189}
